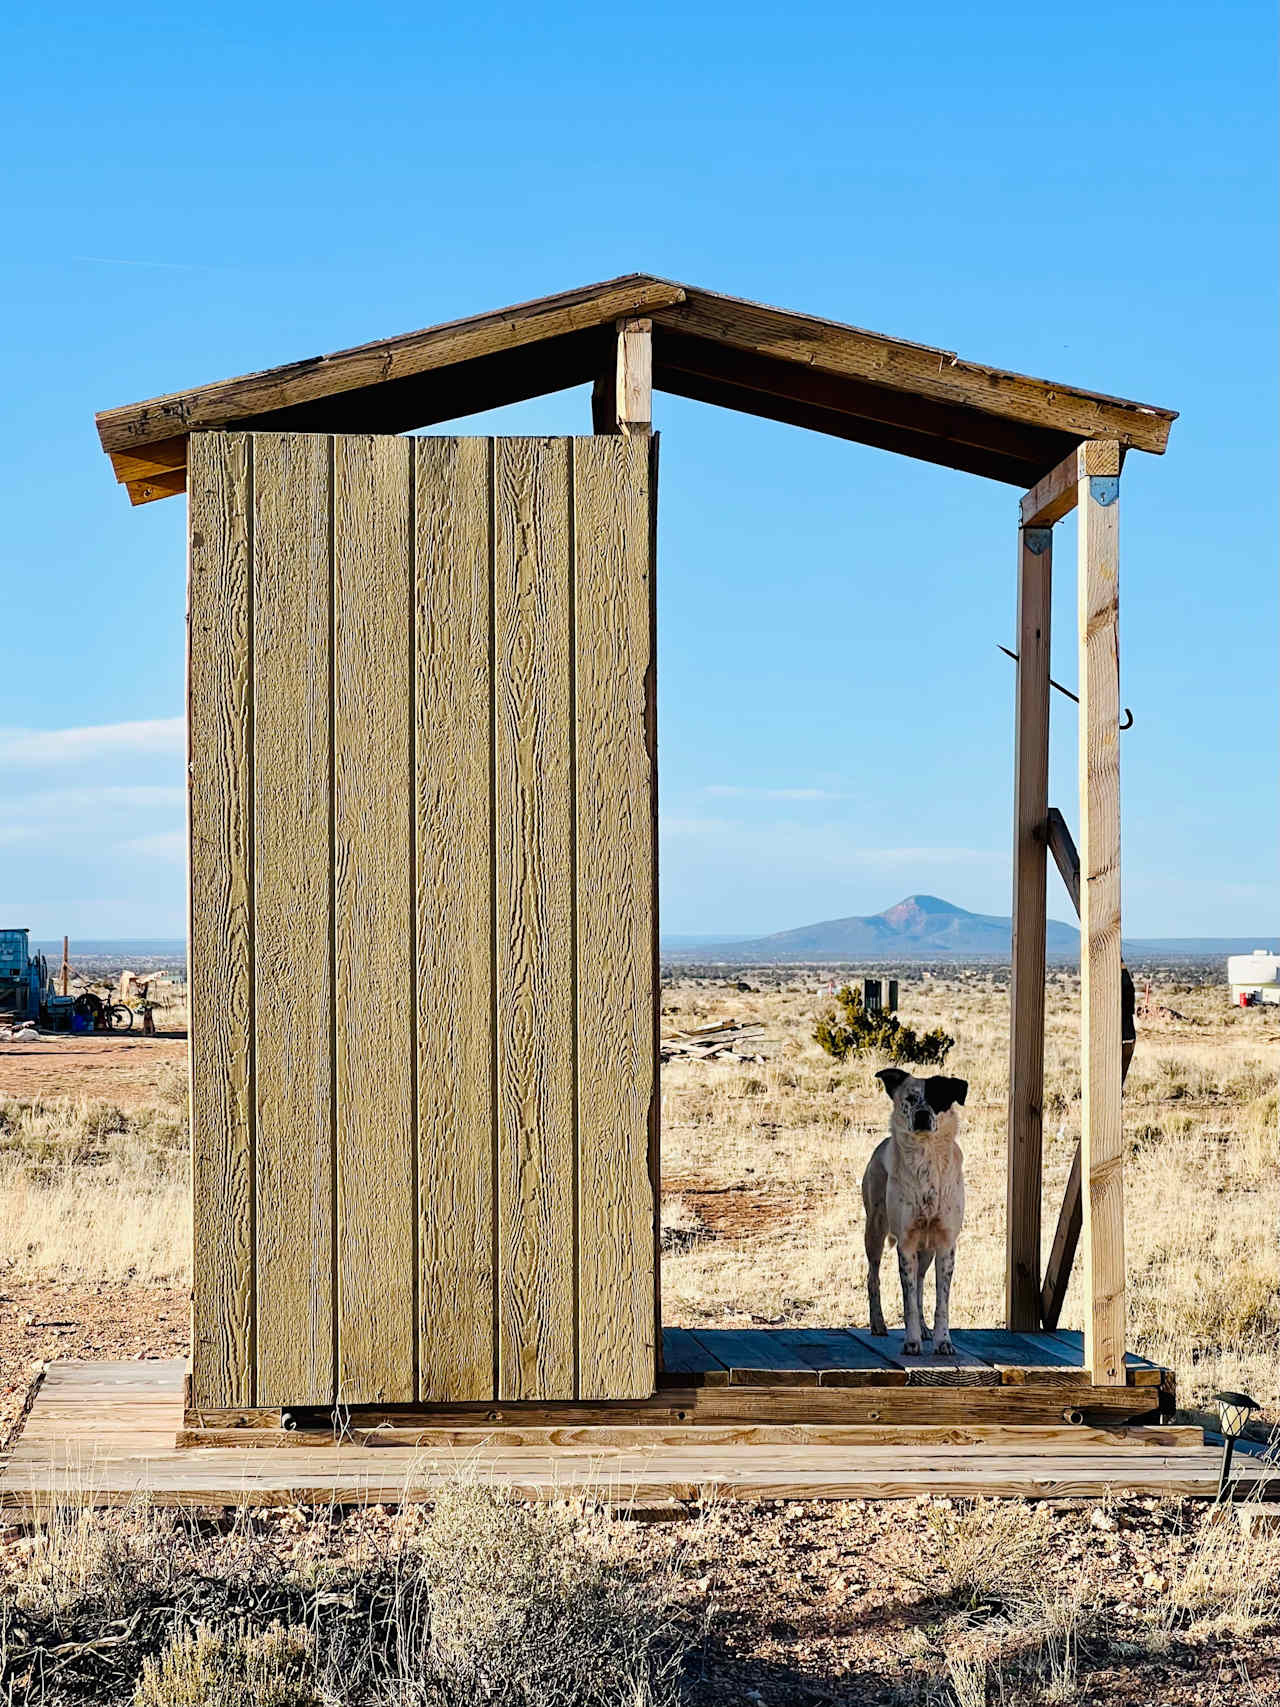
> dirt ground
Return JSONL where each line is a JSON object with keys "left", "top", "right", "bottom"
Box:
{"left": 0, "top": 1030, "right": 187, "bottom": 1110}
{"left": 0, "top": 1280, "right": 187, "bottom": 1451}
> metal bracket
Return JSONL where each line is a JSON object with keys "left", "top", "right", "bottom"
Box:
{"left": 1023, "top": 527, "right": 1052, "bottom": 556}
{"left": 1088, "top": 476, "right": 1120, "bottom": 507}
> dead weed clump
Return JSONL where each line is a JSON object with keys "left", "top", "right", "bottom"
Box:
{"left": 404, "top": 1483, "right": 687, "bottom": 1706}
{"left": 1152, "top": 1506, "right": 1280, "bottom": 1644}
{"left": 0, "top": 1486, "right": 692, "bottom": 1707}
{"left": 133, "top": 1623, "right": 319, "bottom": 1707}
{"left": 921, "top": 1502, "right": 1102, "bottom": 1705}
{"left": 924, "top": 1499, "right": 1054, "bottom": 1617}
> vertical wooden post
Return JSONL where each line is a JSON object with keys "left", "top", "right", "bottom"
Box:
{"left": 1006, "top": 523, "right": 1052, "bottom": 1329}
{"left": 591, "top": 318, "right": 652, "bottom": 435}
{"left": 1077, "top": 441, "right": 1125, "bottom": 1384}
{"left": 60, "top": 935, "right": 69, "bottom": 997}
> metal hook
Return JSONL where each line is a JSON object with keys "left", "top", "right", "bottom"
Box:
{"left": 998, "top": 646, "right": 1133, "bottom": 729}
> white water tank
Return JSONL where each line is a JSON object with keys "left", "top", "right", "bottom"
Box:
{"left": 1227, "top": 949, "right": 1280, "bottom": 1004}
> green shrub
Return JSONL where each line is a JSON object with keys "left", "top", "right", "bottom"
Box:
{"left": 814, "top": 986, "right": 954, "bottom": 1067}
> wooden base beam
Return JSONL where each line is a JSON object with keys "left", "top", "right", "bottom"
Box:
{"left": 185, "top": 1379, "right": 1168, "bottom": 1436}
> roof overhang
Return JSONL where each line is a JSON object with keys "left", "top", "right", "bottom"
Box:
{"left": 95, "top": 274, "right": 1177, "bottom": 503}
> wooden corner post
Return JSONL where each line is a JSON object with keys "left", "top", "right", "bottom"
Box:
{"left": 591, "top": 318, "right": 652, "bottom": 435}
{"left": 1077, "top": 441, "right": 1126, "bottom": 1383}
{"left": 1006, "top": 521, "right": 1052, "bottom": 1329}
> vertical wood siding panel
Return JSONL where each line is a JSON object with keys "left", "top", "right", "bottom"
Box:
{"left": 572, "top": 436, "right": 657, "bottom": 1399}
{"left": 646, "top": 439, "right": 663, "bottom": 1372}
{"left": 188, "top": 431, "right": 255, "bottom": 1408}
{"left": 493, "top": 439, "right": 575, "bottom": 1401}
{"left": 333, "top": 435, "right": 415, "bottom": 1403}
{"left": 252, "top": 433, "right": 334, "bottom": 1405}
{"left": 414, "top": 437, "right": 495, "bottom": 1400}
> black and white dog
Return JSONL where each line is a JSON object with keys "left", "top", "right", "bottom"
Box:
{"left": 861, "top": 1069, "right": 968, "bottom": 1356}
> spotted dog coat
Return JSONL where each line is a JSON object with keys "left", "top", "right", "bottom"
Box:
{"left": 861, "top": 1069, "right": 968, "bottom": 1356}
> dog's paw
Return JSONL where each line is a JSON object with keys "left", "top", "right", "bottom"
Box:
{"left": 870, "top": 1317, "right": 888, "bottom": 1339}
{"left": 901, "top": 1339, "right": 922, "bottom": 1357}
{"left": 934, "top": 1336, "right": 955, "bottom": 1357}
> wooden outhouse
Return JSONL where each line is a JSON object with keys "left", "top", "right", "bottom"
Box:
{"left": 97, "top": 276, "right": 1177, "bottom": 1425}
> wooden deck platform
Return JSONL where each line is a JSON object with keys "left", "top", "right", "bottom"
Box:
{"left": 659, "top": 1327, "right": 1170, "bottom": 1389}
{"left": 3, "top": 1349, "right": 1269, "bottom": 1508}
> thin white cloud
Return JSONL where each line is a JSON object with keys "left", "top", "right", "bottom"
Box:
{"left": 119, "top": 830, "right": 187, "bottom": 862}
{"left": 0, "top": 718, "right": 185, "bottom": 765}
{"left": 0, "top": 786, "right": 186, "bottom": 847}
{"left": 705, "top": 785, "right": 845, "bottom": 801}
{"left": 659, "top": 815, "right": 738, "bottom": 837}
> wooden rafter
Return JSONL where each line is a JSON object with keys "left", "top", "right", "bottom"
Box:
{"left": 99, "top": 277, "right": 683, "bottom": 456}
{"left": 656, "top": 362, "right": 1049, "bottom": 485}
{"left": 655, "top": 293, "right": 1172, "bottom": 455}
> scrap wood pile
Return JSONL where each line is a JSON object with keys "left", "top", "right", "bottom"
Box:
{"left": 660, "top": 1018, "right": 766, "bottom": 1064}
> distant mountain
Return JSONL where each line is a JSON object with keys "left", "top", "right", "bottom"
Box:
{"left": 662, "top": 895, "right": 1080, "bottom": 962}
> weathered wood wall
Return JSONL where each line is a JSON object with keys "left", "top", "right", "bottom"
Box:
{"left": 188, "top": 431, "right": 658, "bottom": 1410}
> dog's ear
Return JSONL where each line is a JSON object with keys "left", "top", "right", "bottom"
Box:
{"left": 875, "top": 1068, "right": 909, "bottom": 1098}
{"left": 942, "top": 1076, "right": 968, "bottom": 1108}
{"left": 924, "top": 1075, "right": 968, "bottom": 1112}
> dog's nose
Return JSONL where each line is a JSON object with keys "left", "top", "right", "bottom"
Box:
{"left": 913, "top": 1110, "right": 934, "bottom": 1132}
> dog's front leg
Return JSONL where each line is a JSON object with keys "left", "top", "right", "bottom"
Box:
{"left": 864, "top": 1218, "right": 888, "bottom": 1338}
{"left": 897, "top": 1247, "right": 923, "bottom": 1355}
{"left": 917, "top": 1250, "right": 934, "bottom": 1341}
{"left": 933, "top": 1245, "right": 956, "bottom": 1356}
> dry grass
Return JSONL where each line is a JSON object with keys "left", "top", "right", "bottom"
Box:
{"left": 1, "top": 1487, "right": 692, "bottom": 1705}
{"left": 0, "top": 1081, "right": 188, "bottom": 1286}
{"left": 909, "top": 1488, "right": 1280, "bottom": 1703}
{"left": 4, "top": 1478, "right": 1280, "bottom": 1702}
{"left": 1153, "top": 1493, "right": 1280, "bottom": 1643}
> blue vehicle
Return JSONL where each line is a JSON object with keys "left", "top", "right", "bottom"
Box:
{"left": 0, "top": 929, "right": 47, "bottom": 1023}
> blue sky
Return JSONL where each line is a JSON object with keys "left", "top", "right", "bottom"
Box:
{"left": 1, "top": 2, "right": 1274, "bottom": 939}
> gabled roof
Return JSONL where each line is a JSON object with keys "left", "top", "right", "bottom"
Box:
{"left": 95, "top": 273, "right": 1176, "bottom": 503}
